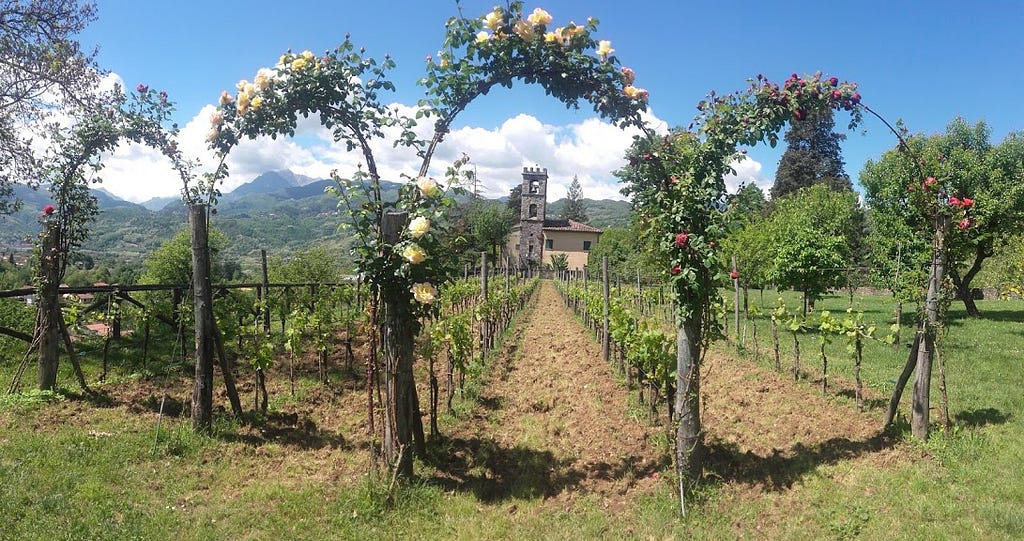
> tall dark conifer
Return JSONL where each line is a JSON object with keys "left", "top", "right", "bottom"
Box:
{"left": 562, "top": 175, "right": 588, "bottom": 222}
{"left": 771, "top": 108, "right": 851, "bottom": 199}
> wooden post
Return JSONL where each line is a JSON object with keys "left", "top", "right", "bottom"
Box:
{"left": 261, "top": 249, "right": 271, "bottom": 334}
{"left": 504, "top": 256, "right": 510, "bottom": 293}
{"left": 189, "top": 204, "right": 216, "bottom": 432}
{"left": 481, "top": 252, "right": 489, "bottom": 350}
{"left": 381, "top": 211, "right": 423, "bottom": 476}
{"left": 602, "top": 256, "right": 610, "bottom": 364}
{"left": 732, "top": 255, "right": 740, "bottom": 344}
{"left": 36, "top": 220, "right": 61, "bottom": 390}
{"left": 912, "top": 215, "right": 947, "bottom": 439}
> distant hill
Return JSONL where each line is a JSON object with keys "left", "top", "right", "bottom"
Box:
{"left": 546, "top": 198, "right": 632, "bottom": 228}
{"left": 0, "top": 171, "right": 629, "bottom": 269}
{"left": 139, "top": 195, "right": 178, "bottom": 211}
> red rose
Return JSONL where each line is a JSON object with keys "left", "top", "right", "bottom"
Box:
{"left": 948, "top": 196, "right": 961, "bottom": 207}
{"left": 961, "top": 197, "right": 974, "bottom": 208}
{"left": 729, "top": 270, "right": 739, "bottom": 280}
{"left": 42, "top": 204, "right": 55, "bottom": 216}
{"left": 671, "top": 265, "right": 681, "bottom": 275}
{"left": 674, "top": 232, "right": 689, "bottom": 248}
{"left": 924, "top": 177, "right": 937, "bottom": 188}
{"left": 832, "top": 90, "right": 842, "bottom": 100}
{"left": 828, "top": 76, "right": 839, "bottom": 87}
{"left": 958, "top": 218, "right": 972, "bottom": 230}
{"left": 136, "top": 83, "right": 148, "bottom": 93}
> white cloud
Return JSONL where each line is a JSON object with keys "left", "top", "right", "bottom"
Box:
{"left": 723, "top": 155, "right": 771, "bottom": 195}
{"left": 92, "top": 95, "right": 674, "bottom": 205}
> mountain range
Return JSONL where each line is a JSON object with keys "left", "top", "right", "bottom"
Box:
{"left": 0, "top": 170, "right": 630, "bottom": 266}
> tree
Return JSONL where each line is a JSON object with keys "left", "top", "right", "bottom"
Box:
{"left": 0, "top": 0, "right": 101, "bottom": 214}
{"left": 562, "top": 174, "right": 589, "bottom": 222}
{"left": 507, "top": 184, "right": 522, "bottom": 223}
{"left": 464, "top": 201, "right": 513, "bottom": 260}
{"left": 587, "top": 224, "right": 660, "bottom": 280}
{"left": 771, "top": 108, "right": 851, "bottom": 199}
{"left": 763, "top": 185, "right": 864, "bottom": 313}
{"left": 861, "top": 118, "right": 1024, "bottom": 316}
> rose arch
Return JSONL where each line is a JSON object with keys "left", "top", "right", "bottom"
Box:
{"left": 206, "top": 2, "right": 648, "bottom": 478}
{"left": 618, "top": 72, "right": 973, "bottom": 513}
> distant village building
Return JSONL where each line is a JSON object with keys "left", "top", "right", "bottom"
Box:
{"left": 506, "top": 166, "right": 601, "bottom": 270}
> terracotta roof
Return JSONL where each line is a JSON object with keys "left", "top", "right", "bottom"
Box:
{"left": 542, "top": 219, "right": 602, "bottom": 233}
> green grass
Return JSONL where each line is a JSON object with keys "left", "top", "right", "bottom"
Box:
{"left": 2, "top": 289, "right": 1024, "bottom": 539}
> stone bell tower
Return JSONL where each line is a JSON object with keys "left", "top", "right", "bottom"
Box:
{"left": 518, "top": 166, "right": 548, "bottom": 266}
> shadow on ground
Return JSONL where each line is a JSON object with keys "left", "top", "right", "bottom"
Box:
{"left": 954, "top": 407, "right": 1010, "bottom": 427}
{"left": 704, "top": 431, "right": 898, "bottom": 491}
{"left": 424, "top": 435, "right": 585, "bottom": 502}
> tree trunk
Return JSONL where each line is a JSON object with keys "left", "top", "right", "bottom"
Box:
{"left": 36, "top": 222, "right": 62, "bottom": 391}
{"left": 189, "top": 204, "right": 216, "bottom": 432}
{"left": 884, "top": 333, "right": 921, "bottom": 428}
{"left": 912, "top": 216, "right": 947, "bottom": 440}
{"left": 949, "top": 246, "right": 987, "bottom": 317}
{"left": 674, "top": 316, "right": 703, "bottom": 516}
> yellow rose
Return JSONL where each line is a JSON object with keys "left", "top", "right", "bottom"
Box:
{"left": 416, "top": 176, "right": 440, "bottom": 197}
{"left": 402, "top": 244, "right": 427, "bottom": 265}
{"left": 527, "top": 7, "right": 552, "bottom": 25}
{"left": 205, "top": 128, "right": 219, "bottom": 142}
{"left": 440, "top": 58, "right": 450, "bottom": 68}
{"left": 475, "top": 31, "right": 489, "bottom": 44}
{"left": 483, "top": 9, "right": 501, "bottom": 30}
{"left": 237, "top": 92, "right": 251, "bottom": 114}
{"left": 218, "top": 90, "right": 234, "bottom": 106}
{"left": 513, "top": 20, "right": 534, "bottom": 40}
{"left": 301, "top": 50, "right": 314, "bottom": 60}
{"left": 251, "top": 96, "right": 263, "bottom": 110}
{"left": 408, "top": 216, "right": 430, "bottom": 238}
{"left": 292, "top": 57, "right": 309, "bottom": 71}
{"left": 543, "top": 32, "right": 557, "bottom": 43}
{"left": 278, "top": 54, "right": 289, "bottom": 66}
{"left": 210, "top": 111, "right": 224, "bottom": 126}
{"left": 235, "top": 79, "right": 249, "bottom": 91}
{"left": 597, "top": 40, "right": 614, "bottom": 59}
{"left": 624, "top": 86, "right": 649, "bottom": 100}
{"left": 411, "top": 282, "right": 438, "bottom": 304}
{"left": 254, "top": 68, "right": 274, "bottom": 90}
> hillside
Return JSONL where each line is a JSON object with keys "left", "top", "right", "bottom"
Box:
{"left": 545, "top": 197, "right": 632, "bottom": 228}
{"left": 0, "top": 172, "right": 632, "bottom": 267}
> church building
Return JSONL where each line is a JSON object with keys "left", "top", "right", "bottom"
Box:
{"left": 506, "top": 166, "right": 601, "bottom": 270}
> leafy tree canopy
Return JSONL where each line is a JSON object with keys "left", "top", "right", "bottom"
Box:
{"left": 0, "top": 0, "right": 101, "bottom": 213}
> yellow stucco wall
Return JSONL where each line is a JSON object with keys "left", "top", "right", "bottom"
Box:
{"left": 543, "top": 230, "right": 600, "bottom": 270}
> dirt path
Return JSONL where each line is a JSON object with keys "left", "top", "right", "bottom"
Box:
{"left": 435, "top": 280, "right": 909, "bottom": 511}
{"left": 437, "top": 280, "right": 665, "bottom": 510}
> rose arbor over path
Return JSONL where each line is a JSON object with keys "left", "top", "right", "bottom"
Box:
{"left": 619, "top": 71, "right": 974, "bottom": 514}
{"left": 206, "top": 2, "right": 647, "bottom": 479}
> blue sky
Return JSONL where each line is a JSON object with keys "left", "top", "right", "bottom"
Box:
{"left": 78, "top": 0, "right": 1024, "bottom": 202}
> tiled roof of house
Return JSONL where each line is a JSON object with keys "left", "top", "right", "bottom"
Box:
{"left": 542, "top": 219, "right": 602, "bottom": 233}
